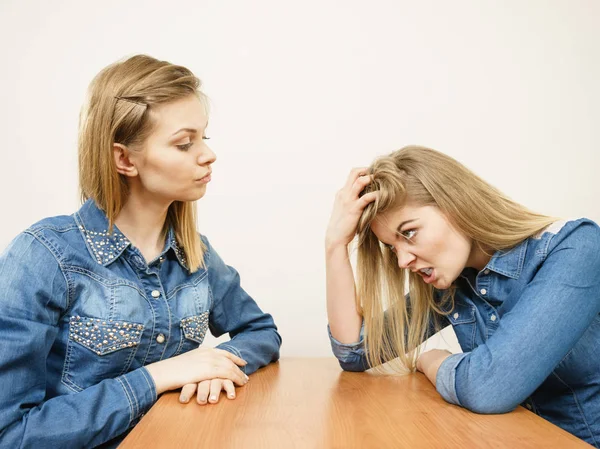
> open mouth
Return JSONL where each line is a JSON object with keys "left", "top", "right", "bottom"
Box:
{"left": 418, "top": 267, "right": 435, "bottom": 284}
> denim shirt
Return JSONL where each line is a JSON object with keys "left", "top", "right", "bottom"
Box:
{"left": 0, "top": 199, "right": 281, "bottom": 448}
{"left": 329, "top": 218, "right": 600, "bottom": 447}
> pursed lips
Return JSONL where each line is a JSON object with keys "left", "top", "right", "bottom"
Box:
{"left": 196, "top": 171, "right": 211, "bottom": 181}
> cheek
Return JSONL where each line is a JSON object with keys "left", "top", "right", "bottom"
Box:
{"left": 145, "top": 155, "right": 190, "bottom": 181}
{"left": 427, "top": 230, "right": 469, "bottom": 268}
{"left": 440, "top": 232, "right": 471, "bottom": 269}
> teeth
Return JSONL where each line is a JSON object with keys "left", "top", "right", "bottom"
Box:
{"left": 420, "top": 268, "right": 433, "bottom": 276}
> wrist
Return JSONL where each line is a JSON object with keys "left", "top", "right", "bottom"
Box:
{"left": 145, "top": 359, "right": 174, "bottom": 395}
{"left": 325, "top": 240, "right": 349, "bottom": 256}
{"left": 418, "top": 350, "right": 452, "bottom": 387}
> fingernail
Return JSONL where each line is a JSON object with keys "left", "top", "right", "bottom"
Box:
{"left": 210, "top": 396, "right": 217, "bottom": 402}
{"left": 180, "top": 396, "right": 187, "bottom": 403}
{"left": 245, "top": 375, "right": 249, "bottom": 380}
{"left": 228, "top": 394, "right": 235, "bottom": 399}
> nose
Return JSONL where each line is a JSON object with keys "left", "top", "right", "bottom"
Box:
{"left": 395, "top": 249, "right": 416, "bottom": 269}
{"left": 197, "top": 141, "right": 216, "bottom": 166}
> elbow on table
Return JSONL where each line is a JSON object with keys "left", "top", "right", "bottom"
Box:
{"left": 338, "top": 358, "right": 368, "bottom": 372}
{"left": 460, "top": 392, "right": 520, "bottom": 415}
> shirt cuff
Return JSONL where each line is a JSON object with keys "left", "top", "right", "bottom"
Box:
{"left": 436, "top": 352, "right": 468, "bottom": 406}
{"left": 327, "top": 323, "right": 365, "bottom": 361}
{"left": 116, "top": 367, "right": 158, "bottom": 423}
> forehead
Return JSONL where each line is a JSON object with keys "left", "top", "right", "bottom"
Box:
{"left": 149, "top": 95, "right": 208, "bottom": 136}
{"left": 370, "top": 204, "right": 434, "bottom": 239}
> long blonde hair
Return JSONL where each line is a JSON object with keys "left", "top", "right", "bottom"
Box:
{"left": 78, "top": 54, "right": 207, "bottom": 271}
{"left": 356, "top": 145, "right": 557, "bottom": 373}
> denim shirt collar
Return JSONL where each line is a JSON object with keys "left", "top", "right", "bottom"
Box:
{"left": 74, "top": 199, "right": 188, "bottom": 269}
{"left": 484, "top": 239, "right": 528, "bottom": 279}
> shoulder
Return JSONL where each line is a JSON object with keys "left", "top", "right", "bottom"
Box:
{"left": 22, "top": 214, "right": 80, "bottom": 261}
{"left": 26, "top": 214, "right": 79, "bottom": 240}
{"left": 197, "top": 233, "right": 238, "bottom": 277}
{"left": 198, "top": 233, "right": 216, "bottom": 265}
{"left": 530, "top": 218, "right": 600, "bottom": 281}
{"left": 539, "top": 218, "right": 600, "bottom": 255}
{"left": 2, "top": 214, "right": 75, "bottom": 254}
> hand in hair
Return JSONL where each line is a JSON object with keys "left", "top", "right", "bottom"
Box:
{"left": 326, "top": 167, "right": 378, "bottom": 249}
{"left": 145, "top": 347, "right": 248, "bottom": 395}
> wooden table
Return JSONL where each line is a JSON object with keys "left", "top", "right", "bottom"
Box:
{"left": 121, "top": 358, "right": 590, "bottom": 448}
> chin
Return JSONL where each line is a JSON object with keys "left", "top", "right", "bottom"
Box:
{"left": 178, "top": 187, "right": 208, "bottom": 202}
{"left": 433, "top": 278, "right": 450, "bottom": 290}
{"left": 168, "top": 194, "right": 205, "bottom": 203}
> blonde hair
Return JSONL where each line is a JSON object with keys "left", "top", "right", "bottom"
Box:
{"left": 78, "top": 54, "right": 207, "bottom": 271}
{"left": 356, "top": 145, "right": 557, "bottom": 373}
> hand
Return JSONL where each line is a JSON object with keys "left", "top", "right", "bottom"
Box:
{"left": 325, "top": 167, "right": 378, "bottom": 250}
{"left": 416, "top": 349, "right": 453, "bottom": 387}
{"left": 146, "top": 347, "right": 248, "bottom": 395}
{"left": 179, "top": 379, "right": 237, "bottom": 405}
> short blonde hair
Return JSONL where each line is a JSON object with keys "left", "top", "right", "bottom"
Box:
{"left": 78, "top": 54, "right": 207, "bottom": 271}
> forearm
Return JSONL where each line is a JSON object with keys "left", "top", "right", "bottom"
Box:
{"left": 326, "top": 243, "right": 363, "bottom": 344}
{"left": 216, "top": 326, "right": 281, "bottom": 374}
{"left": 0, "top": 367, "right": 156, "bottom": 448}
{"left": 417, "top": 349, "right": 452, "bottom": 386}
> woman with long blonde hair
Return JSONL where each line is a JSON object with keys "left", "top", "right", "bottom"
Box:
{"left": 0, "top": 55, "right": 281, "bottom": 448}
{"left": 326, "top": 146, "right": 600, "bottom": 446}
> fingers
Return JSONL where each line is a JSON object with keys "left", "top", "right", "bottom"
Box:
{"left": 343, "top": 167, "right": 369, "bottom": 190}
{"left": 196, "top": 380, "right": 211, "bottom": 405}
{"left": 209, "top": 378, "right": 223, "bottom": 404}
{"left": 194, "top": 379, "right": 236, "bottom": 405}
{"left": 358, "top": 191, "right": 379, "bottom": 206}
{"left": 211, "top": 360, "right": 248, "bottom": 387}
{"left": 223, "top": 379, "right": 236, "bottom": 400}
{"left": 180, "top": 383, "right": 197, "bottom": 403}
{"left": 216, "top": 349, "right": 247, "bottom": 367}
{"left": 228, "top": 366, "right": 249, "bottom": 386}
{"left": 350, "top": 174, "right": 373, "bottom": 198}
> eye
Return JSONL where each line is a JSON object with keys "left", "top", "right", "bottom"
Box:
{"left": 385, "top": 243, "right": 396, "bottom": 253}
{"left": 176, "top": 142, "right": 193, "bottom": 151}
{"left": 202, "top": 136, "right": 210, "bottom": 140}
{"left": 400, "top": 229, "right": 417, "bottom": 241}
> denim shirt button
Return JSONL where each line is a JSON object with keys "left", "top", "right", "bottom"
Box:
{"left": 156, "top": 334, "right": 165, "bottom": 344}
{"left": 483, "top": 269, "right": 490, "bottom": 275}
{"left": 526, "top": 403, "right": 532, "bottom": 410}
{"left": 480, "top": 288, "right": 487, "bottom": 295}
{"left": 490, "top": 314, "right": 497, "bottom": 322}
{"left": 151, "top": 290, "right": 160, "bottom": 298}
{"left": 453, "top": 312, "right": 459, "bottom": 319}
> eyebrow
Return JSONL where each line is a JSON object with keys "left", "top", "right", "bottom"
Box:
{"left": 171, "top": 128, "right": 198, "bottom": 137}
{"left": 396, "top": 218, "right": 418, "bottom": 234}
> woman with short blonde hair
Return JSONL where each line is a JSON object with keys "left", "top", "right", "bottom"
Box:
{"left": 0, "top": 54, "right": 281, "bottom": 448}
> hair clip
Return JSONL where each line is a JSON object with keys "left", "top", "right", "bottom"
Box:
{"left": 114, "top": 96, "right": 147, "bottom": 107}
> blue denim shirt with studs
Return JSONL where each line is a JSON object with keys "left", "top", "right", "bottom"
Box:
{"left": 329, "top": 218, "right": 600, "bottom": 447}
{"left": 0, "top": 199, "right": 281, "bottom": 448}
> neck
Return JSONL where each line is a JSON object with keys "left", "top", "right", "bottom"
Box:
{"left": 114, "top": 189, "right": 171, "bottom": 263}
{"left": 467, "top": 242, "right": 493, "bottom": 272}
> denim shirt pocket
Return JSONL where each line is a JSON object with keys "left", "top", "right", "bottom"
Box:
{"left": 447, "top": 303, "right": 477, "bottom": 352}
{"left": 61, "top": 316, "right": 144, "bottom": 392}
{"left": 174, "top": 311, "right": 210, "bottom": 355}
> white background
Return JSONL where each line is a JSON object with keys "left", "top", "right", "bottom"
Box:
{"left": 1, "top": 0, "right": 599, "bottom": 356}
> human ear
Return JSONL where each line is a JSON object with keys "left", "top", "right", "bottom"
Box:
{"left": 113, "top": 143, "right": 138, "bottom": 177}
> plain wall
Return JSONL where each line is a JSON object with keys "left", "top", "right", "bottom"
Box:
{"left": 1, "top": 0, "right": 599, "bottom": 356}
